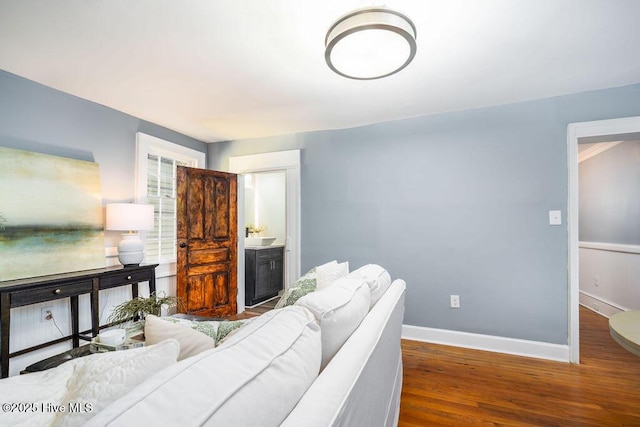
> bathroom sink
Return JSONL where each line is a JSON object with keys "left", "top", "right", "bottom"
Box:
{"left": 245, "top": 237, "right": 277, "bottom": 246}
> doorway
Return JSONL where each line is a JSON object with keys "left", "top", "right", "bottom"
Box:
{"left": 244, "top": 171, "right": 286, "bottom": 247}
{"left": 567, "top": 116, "right": 640, "bottom": 363}
{"left": 229, "top": 150, "right": 301, "bottom": 309}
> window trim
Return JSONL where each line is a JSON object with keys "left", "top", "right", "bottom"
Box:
{"left": 135, "top": 133, "right": 206, "bottom": 278}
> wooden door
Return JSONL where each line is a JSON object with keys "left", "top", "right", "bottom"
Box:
{"left": 176, "top": 166, "right": 237, "bottom": 317}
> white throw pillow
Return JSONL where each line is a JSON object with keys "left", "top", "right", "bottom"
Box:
{"left": 50, "top": 338, "right": 179, "bottom": 426}
{"left": 295, "top": 276, "right": 370, "bottom": 369}
{"left": 348, "top": 264, "right": 392, "bottom": 308}
{"left": 144, "top": 315, "right": 252, "bottom": 360}
{"left": 145, "top": 315, "right": 215, "bottom": 361}
{"left": 315, "top": 260, "right": 349, "bottom": 291}
{"left": 0, "top": 340, "right": 179, "bottom": 427}
{"left": 0, "top": 359, "right": 76, "bottom": 427}
{"left": 86, "top": 306, "right": 321, "bottom": 427}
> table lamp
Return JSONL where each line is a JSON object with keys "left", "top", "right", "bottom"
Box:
{"left": 106, "top": 203, "right": 154, "bottom": 266}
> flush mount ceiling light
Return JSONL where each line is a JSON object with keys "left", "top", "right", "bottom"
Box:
{"left": 325, "top": 7, "right": 417, "bottom": 80}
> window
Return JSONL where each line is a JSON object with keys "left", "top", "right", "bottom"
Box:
{"left": 136, "top": 133, "right": 206, "bottom": 268}
{"left": 144, "top": 154, "right": 188, "bottom": 262}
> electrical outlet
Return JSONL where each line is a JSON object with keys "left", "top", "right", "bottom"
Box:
{"left": 594, "top": 275, "right": 600, "bottom": 287}
{"left": 593, "top": 303, "right": 600, "bottom": 312}
{"left": 41, "top": 307, "right": 53, "bottom": 323}
{"left": 450, "top": 295, "right": 460, "bottom": 308}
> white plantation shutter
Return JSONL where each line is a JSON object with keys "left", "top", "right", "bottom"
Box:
{"left": 136, "top": 133, "right": 205, "bottom": 266}
{"left": 144, "top": 154, "right": 190, "bottom": 262}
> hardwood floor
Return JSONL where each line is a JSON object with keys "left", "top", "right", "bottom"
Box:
{"left": 227, "top": 297, "right": 278, "bottom": 320}
{"left": 399, "top": 306, "right": 640, "bottom": 426}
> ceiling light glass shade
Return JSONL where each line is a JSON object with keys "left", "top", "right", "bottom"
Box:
{"left": 325, "top": 7, "right": 417, "bottom": 80}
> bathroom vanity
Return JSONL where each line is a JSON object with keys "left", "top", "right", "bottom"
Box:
{"left": 244, "top": 245, "right": 284, "bottom": 306}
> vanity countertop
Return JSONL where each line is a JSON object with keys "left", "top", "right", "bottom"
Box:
{"left": 245, "top": 244, "right": 285, "bottom": 250}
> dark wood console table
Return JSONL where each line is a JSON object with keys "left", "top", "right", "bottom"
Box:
{"left": 0, "top": 264, "right": 157, "bottom": 378}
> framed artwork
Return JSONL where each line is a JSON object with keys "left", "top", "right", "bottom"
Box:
{"left": 0, "top": 146, "right": 105, "bottom": 281}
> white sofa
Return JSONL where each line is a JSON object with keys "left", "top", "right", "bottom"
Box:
{"left": 283, "top": 278, "right": 406, "bottom": 427}
{"left": 0, "top": 266, "right": 406, "bottom": 427}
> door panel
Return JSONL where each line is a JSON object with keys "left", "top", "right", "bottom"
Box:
{"left": 187, "top": 178, "right": 205, "bottom": 240}
{"left": 213, "top": 178, "right": 230, "bottom": 239}
{"left": 214, "top": 272, "right": 230, "bottom": 307}
{"left": 188, "top": 248, "right": 228, "bottom": 265}
{"left": 177, "top": 166, "right": 237, "bottom": 317}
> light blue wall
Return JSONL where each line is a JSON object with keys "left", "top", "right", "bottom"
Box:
{"left": 0, "top": 70, "right": 206, "bottom": 202}
{"left": 0, "top": 70, "right": 207, "bottom": 247}
{"left": 4, "top": 66, "right": 640, "bottom": 345}
{"left": 209, "top": 83, "right": 640, "bottom": 345}
{"left": 579, "top": 140, "right": 640, "bottom": 244}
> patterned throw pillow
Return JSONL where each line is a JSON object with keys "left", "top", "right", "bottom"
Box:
{"left": 160, "top": 317, "right": 252, "bottom": 345}
{"left": 216, "top": 320, "right": 248, "bottom": 343}
{"left": 274, "top": 267, "right": 317, "bottom": 308}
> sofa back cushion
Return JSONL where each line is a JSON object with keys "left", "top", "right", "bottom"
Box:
{"left": 295, "top": 276, "right": 370, "bottom": 369}
{"left": 282, "top": 279, "right": 407, "bottom": 427}
{"left": 348, "top": 264, "right": 392, "bottom": 308}
{"left": 87, "top": 306, "right": 321, "bottom": 427}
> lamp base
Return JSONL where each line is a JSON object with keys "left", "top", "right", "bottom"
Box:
{"left": 117, "top": 233, "right": 145, "bottom": 266}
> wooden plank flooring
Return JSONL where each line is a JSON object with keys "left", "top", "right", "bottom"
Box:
{"left": 400, "top": 306, "right": 640, "bottom": 426}
{"left": 227, "top": 297, "right": 278, "bottom": 320}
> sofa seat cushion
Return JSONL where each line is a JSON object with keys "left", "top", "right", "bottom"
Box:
{"left": 87, "top": 306, "right": 322, "bottom": 427}
{"left": 295, "top": 276, "right": 370, "bottom": 369}
{"left": 348, "top": 264, "right": 392, "bottom": 308}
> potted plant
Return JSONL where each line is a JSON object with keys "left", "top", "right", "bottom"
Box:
{"left": 107, "top": 292, "right": 182, "bottom": 326}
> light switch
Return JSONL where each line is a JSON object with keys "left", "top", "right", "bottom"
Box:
{"left": 549, "top": 210, "right": 562, "bottom": 226}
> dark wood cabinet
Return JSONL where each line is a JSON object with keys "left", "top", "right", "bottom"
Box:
{"left": 0, "top": 264, "right": 157, "bottom": 378}
{"left": 245, "top": 246, "right": 284, "bottom": 306}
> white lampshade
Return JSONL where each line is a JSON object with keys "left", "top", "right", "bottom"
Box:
{"left": 325, "top": 7, "right": 417, "bottom": 80}
{"left": 106, "top": 203, "right": 154, "bottom": 232}
{"left": 105, "top": 203, "right": 154, "bottom": 266}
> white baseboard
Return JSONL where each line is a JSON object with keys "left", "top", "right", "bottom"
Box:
{"left": 579, "top": 291, "right": 626, "bottom": 318}
{"left": 402, "top": 324, "right": 570, "bottom": 363}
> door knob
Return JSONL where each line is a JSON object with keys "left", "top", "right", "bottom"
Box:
{"left": 179, "top": 242, "right": 187, "bottom": 248}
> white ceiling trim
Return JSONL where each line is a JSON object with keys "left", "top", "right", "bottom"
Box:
{"left": 577, "top": 141, "right": 624, "bottom": 163}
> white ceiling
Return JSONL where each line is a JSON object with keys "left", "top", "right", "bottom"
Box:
{"left": 0, "top": 0, "right": 639, "bottom": 143}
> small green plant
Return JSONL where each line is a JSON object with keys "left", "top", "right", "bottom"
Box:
{"left": 107, "top": 292, "right": 182, "bottom": 325}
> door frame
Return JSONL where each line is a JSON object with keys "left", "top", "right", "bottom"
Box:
{"left": 567, "top": 115, "right": 640, "bottom": 363}
{"left": 229, "top": 150, "right": 301, "bottom": 299}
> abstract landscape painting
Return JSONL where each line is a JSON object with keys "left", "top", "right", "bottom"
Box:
{"left": 0, "top": 146, "right": 105, "bottom": 281}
